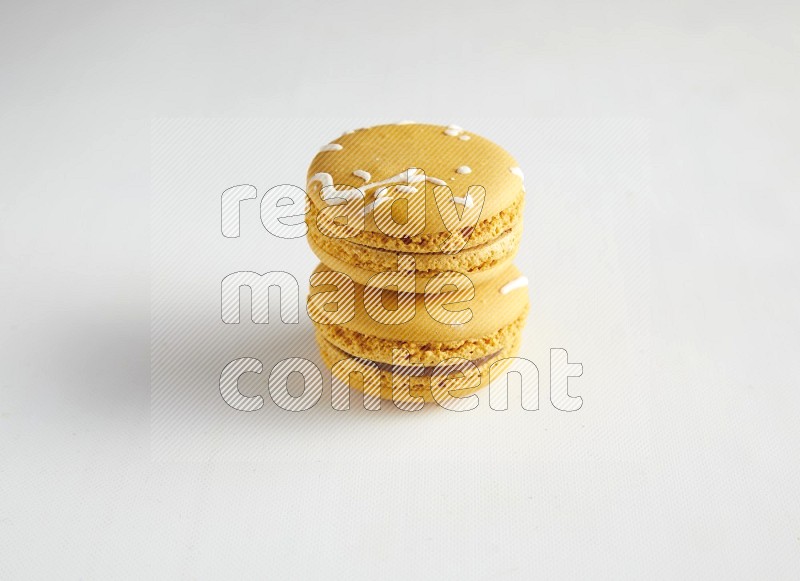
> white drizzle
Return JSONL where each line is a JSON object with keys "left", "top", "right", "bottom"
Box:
{"left": 319, "top": 144, "right": 343, "bottom": 152}
{"left": 353, "top": 169, "right": 371, "bottom": 181}
{"left": 395, "top": 185, "right": 418, "bottom": 194}
{"left": 456, "top": 166, "right": 472, "bottom": 174}
{"left": 308, "top": 168, "right": 446, "bottom": 215}
{"left": 308, "top": 173, "right": 356, "bottom": 205}
{"left": 500, "top": 276, "right": 529, "bottom": 295}
{"left": 509, "top": 167, "right": 524, "bottom": 179}
{"left": 453, "top": 194, "right": 474, "bottom": 208}
{"left": 426, "top": 176, "right": 447, "bottom": 186}
{"left": 397, "top": 120, "right": 416, "bottom": 125}
{"left": 444, "top": 124, "right": 465, "bottom": 137}
{"left": 459, "top": 135, "right": 470, "bottom": 141}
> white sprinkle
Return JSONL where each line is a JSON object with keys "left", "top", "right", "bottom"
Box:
{"left": 426, "top": 176, "right": 447, "bottom": 186}
{"left": 397, "top": 120, "right": 416, "bottom": 125}
{"left": 343, "top": 130, "right": 355, "bottom": 135}
{"left": 459, "top": 135, "right": 471, "bottom": 141}
{"left": 353, "top": 169, "right": 371, "bottom": 181}
{"left": 395, "top": 185, "right": 418, "bottom": 194}
{"left": 309, "top": 173, "right": 353, "bottom": 205}
{"left": 453, "top": 194, "right": 474, "bottom": 208}
{"left": 509, "top": 166, "right": 524, "bottom": 179}
{"left": 405, "top": 168, "right": 423, "bottom": 180}
{"left": 444, "top": 124, "right": 465, "bottom": 137}
{"left": 456, "top": 166, "right": 472, "bottom": 174}
{"left": 308, "top": 172, "right": 334, "bottom": 189}
{"left": 319, "top": 144, "right": 343, "bottom": 152}
{"left": 500, "top": 276, "right": 529, "bottom": 295}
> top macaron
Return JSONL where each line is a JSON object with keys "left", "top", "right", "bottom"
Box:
{"left": 305, "top": 122, "right": 526, "bottom": 290}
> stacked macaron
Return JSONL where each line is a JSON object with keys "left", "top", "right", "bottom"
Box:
{"left": 305, "top": 123, "right": 529, "bottom": 407}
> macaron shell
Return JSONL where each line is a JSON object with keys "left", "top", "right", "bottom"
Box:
{"left": 307, "top": 124, "right": 524, "bottom": 236}
{"left": 318, "top": 331, "right": 521, "bottom": 404}
{"left": 315, "top": 306, "right": 528, "bottom": 368}
{"left": 306, "top": 223, "right": 521, "bottom": 292}
{"left": 307, "top": 262, "right": 530, "bottom": 343}
{"left": 304, "top": 189, "right": 524, "bottom": 254}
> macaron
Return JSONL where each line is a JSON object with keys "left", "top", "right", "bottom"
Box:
{"left": 305, "top": 123, "right": 526, "bottom": 292}
{"left": 307, "top": 262, "right": 530, "bottom": 406}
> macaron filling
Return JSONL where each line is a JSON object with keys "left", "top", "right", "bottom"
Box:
{"left": 317, "top": 335, "right": 505, "bottom": 377}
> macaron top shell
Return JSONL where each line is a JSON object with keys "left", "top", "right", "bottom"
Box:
{"left": 308, "top": 262, "right": 530, "bottom": 343}
{"left": 307, "top": 123, "right": 524, "bottom": 237}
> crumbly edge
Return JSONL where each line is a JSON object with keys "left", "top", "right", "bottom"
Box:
{"left": 308, "top": 223, "right": 521, "bottom": 277}
{"left": 317, "top": 332, "right": 521, "bottom": 403}
{"left": 305, "top": 189, "right": 524, "bottom": 253}
{"left": 313, "top": 307, "right": 528, "bottom": 366}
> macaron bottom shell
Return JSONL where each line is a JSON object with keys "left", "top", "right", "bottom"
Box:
{"left": 306, "top": 227, "right": 520, "bottom": 293}
{"left": 314, "top": 308, "right": 529, "bottom": 367}
{"left": 305, "top": 189, "right": 524, "bottom": 254}
{"left": 315, "top": 323, "right": 524, "bottom": 406}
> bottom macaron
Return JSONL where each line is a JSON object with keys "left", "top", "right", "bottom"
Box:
{"left": 316, "top": 330, "right": 522, "bottom": 406}
{"left": 307, "top": 262, "right": 530, "bottom": 405}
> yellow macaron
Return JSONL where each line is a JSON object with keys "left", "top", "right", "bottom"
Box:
{"left": 308, "top": 262, "right": 530, "bottom": 405}
{"left": 305, "top": 123, "right": 526, "bottom": 292}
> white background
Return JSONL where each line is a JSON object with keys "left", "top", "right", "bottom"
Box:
{"left": 1, "top": 1, "right": 799, "bottom": 579}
